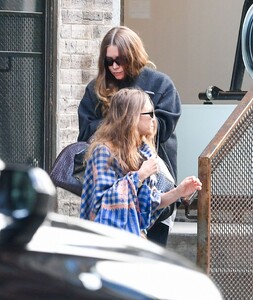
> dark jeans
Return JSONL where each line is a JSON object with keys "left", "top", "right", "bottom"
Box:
{"left": 147, "top": 222, "right": 169, "bottom": 246}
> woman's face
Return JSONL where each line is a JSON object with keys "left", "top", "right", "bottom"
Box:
{"left": 138, "top": 99, "right": 156, "bottom": 137}
{"left": 105, "top": 45, "right": 126, "bottom": 80}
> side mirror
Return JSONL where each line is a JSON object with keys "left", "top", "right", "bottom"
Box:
{"left": 0, "top": 163, "right": 56, "bottom": 246}
{"left": 242, "top": 4, "right": 253, "bottom": 79}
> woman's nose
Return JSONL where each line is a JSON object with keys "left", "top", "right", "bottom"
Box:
{"left": 112, "top": 62, "right": 119, "bottom": 68}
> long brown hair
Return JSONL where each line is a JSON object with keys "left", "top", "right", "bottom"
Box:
{"left": 88, "top": 88, "right": 156, "bottom": 172}
{"left": 95, "top": 26, "right": 155, "bottom": 115}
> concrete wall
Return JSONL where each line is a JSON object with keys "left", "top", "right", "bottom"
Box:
{"left": 56, "top": 0, "right": 120, "bottom": 215}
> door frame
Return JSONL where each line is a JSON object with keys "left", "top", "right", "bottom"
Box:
{"left": 44, "top": 0, "right": 57, "bottom": 172}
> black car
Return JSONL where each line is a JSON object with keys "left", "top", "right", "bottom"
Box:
{"left": 0, "top": 160, "right": 222, "bottom": 299}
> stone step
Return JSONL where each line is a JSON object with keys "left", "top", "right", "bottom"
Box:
{"left": 166, "top": 221, "right": 197, "bottom": 263}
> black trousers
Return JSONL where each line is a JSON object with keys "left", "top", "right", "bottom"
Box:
{"left": 147, "top": 222, "right": 169, "bottom": 246}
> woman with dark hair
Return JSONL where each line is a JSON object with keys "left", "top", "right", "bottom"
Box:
{"left": 80, "top": 89, "right": 201, "bottom": 238}
{"left": 78, "top": 26, "right": 181, "bottom": 245}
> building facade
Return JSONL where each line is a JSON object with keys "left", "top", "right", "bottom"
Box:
{"left": 56, "top": 0, "right": 121, "bottom": 215}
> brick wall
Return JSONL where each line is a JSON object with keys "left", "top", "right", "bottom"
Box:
{"left": 56, "top": 0, "right": 120, "bottom": 216}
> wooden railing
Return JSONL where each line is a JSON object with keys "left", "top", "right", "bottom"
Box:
{"left": 197, "top": 89, "right": 253, "bottom": 299}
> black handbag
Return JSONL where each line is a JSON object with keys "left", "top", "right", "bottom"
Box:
{"left": 50, "top": 142, "right": 89, "bottom": 196}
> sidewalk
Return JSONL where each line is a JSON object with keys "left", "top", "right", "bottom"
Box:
{"left": 166, "top": 209, "right": 198, "bottom": 263}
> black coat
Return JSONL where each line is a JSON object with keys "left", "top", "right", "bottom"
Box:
{"left": 77, "top": 67, "right": 181, "bottom": 181}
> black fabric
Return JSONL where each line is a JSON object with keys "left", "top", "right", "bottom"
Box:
{"left": 73, "top": 147, "right": 88, "bottom": 183}
{"left": 50, "top": 142, "right": 88, "bottom": 196}
{"left": 147, "top": 221, "right": 169, "bottom": 246}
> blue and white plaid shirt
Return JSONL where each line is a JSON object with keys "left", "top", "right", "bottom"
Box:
{"left": 80, "top": 143, "right": 163, "bottom": 236}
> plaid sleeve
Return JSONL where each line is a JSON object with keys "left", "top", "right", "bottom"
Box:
{"left": 81, "top": 144, "right": 163, "bottom": 234}
{"left": 84, "top": 145, "right": 141, "bottom": 235}
{"left": 137, "top": 180, "right": 164, "bottom": 229}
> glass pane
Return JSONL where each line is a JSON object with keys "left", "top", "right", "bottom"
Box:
{"left": 123, "top": 0, "right": 252, "bottom": 104}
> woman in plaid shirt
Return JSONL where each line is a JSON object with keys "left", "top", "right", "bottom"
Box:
{"left": 80, "top": 88, "right": 201, "bottom": 238}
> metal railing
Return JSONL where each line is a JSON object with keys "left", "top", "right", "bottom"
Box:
{"left": 197, "top": 89, "right": 253, "bottom": 300}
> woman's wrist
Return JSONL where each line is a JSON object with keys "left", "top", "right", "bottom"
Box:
{"left": 170, "top": 186, "right": 181, "bottom": 199}
{"left": 138, "top": 178, "right": 143, "bottom": 188}
{"left": 137, "top": 171, "right": 145, "bottom": 183}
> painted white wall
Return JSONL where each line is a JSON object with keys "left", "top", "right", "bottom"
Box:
{"left": 177, "top": 104, "right": 236, "bottom": 182}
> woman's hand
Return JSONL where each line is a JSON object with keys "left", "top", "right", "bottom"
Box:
{"left": 160, "top": 176, "right": 202, "bottom": 209}
{"left": 138, "top": 157, "right": 159, "bottom": 182}
{"left": 176, "top": 176, "right": 202, "bottom": 198}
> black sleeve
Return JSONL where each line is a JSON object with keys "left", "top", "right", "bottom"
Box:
{"left": 77, "top": 81, "right": 102, "bottom": 142}
{"left": 135, "top": 68, "right": 181, "bottom": 144}
{"left": 139, "top": 70, "right": 181, "bottom": 180}
{"left": 154, "top": 77, "right": 181, "bottom": 143}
